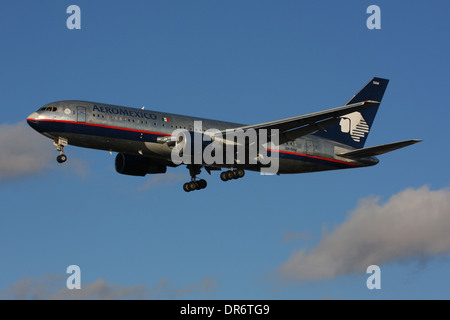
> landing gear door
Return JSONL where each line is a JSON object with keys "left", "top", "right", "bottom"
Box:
{"left": 77, "top": 106, "right": 86, "bottom": 123}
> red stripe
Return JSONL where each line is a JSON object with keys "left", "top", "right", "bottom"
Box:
{"left": 267, "top": 148, "right": 360, "bottom": 167}
{"left": 28, "top": 118, "right": 172, "bottom": 136}
{"left": 29, "top": 118, "right": 359, "bottom": 167}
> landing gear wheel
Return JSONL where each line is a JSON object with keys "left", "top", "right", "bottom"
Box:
{"left": 237, "top": 169, "right": 245, "bottom": 178}
{"left": 57, "top": 154, "right": 67, "bottom": 163}
{"left": 183, "top": 182, "right": 191, "bottom": 192}
{"left": 197, "top": 179, "right": 207, "bottom": 189}
{"left": 226, "top": 170, "right": 234, "bottom": 180}
{"left": 220, "top": 172, "right": 228, "bottom": 181}
{"left": 188, "top": 181, "right": 197, "bottom": 191}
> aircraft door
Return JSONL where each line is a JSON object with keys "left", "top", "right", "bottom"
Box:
{"left": 77, "top": 106, "right": 86, "bottom": 123}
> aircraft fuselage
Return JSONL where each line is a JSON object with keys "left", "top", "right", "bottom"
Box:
{"left": 27, "top": 100, "right": 377, "bottom": 177}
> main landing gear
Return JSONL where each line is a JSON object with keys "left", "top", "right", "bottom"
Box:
{"left": 54, "top": 138, "right": 68, "bottom": 163}
{"left": 183, "top": 179, "right": 207, "bottom": 192}
{"left": 183, "top": 164, "right": 207, "bottom": 192}
{"left": 220, "top": 169, "right": 245, "bottom": 182}
{"left": 182, "top": 167, "right": 246, "bottom": 192}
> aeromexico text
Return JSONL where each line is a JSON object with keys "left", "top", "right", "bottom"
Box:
{"left": 171, "top": 121, "right": 280, "bottom": 174}
{"left": 93, "top": 104, "right": 157, "bottom": 120}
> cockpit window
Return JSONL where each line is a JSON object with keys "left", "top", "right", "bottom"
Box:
{"left": 39, "top": 107, "right": 58, "bottom": 112}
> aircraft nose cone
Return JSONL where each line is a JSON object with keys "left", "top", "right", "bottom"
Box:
{"left": 27, "top": 112, "right": 39, "bottom": 130}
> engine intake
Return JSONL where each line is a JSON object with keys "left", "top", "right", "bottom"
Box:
{"left": 115, "top": 153, "right": 167, "bottom": 176}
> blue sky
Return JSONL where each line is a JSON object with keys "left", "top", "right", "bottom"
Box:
{"left": 0, "top": 1, "right": 449, "bottom": 299}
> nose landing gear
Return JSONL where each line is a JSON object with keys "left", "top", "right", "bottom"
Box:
{"left": 54, "top": 138, "right": 68, "bottom": 163}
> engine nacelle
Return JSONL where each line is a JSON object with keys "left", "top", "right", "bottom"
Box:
{"left": 115, "top": 153, "right": 167, "bottom": 176}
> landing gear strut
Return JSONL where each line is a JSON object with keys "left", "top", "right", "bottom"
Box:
{"left": 220, "top": 169, "right": 245, "bottom": 182}
{"left": 54, "top": 138, "right": 68, "bottom": 163}
{"left": 183, "top": 164, "right": 207, "bottom": 192}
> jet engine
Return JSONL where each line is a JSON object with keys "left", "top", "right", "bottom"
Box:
{"left": 115, "top": 153, "right": 167, "bottom": 176}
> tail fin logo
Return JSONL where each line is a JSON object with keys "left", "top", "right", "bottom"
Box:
{"left": 339, "top": 112, "right": 370, "bottom": 142}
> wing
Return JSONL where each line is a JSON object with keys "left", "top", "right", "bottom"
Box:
{"left": 211, "top": 100, "right": 381, "bottom": 145}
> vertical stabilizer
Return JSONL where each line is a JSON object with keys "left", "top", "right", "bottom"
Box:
{"left": 313, "top": 77, "right": 389, "bottom": 148}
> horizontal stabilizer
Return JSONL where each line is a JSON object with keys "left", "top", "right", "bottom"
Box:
{"left": 338, "top": 139, "right": 422, "bottom": 158}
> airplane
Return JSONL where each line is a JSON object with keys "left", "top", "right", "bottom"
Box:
{"left": 27, "top": 77, "right": 421, "bottom": 192}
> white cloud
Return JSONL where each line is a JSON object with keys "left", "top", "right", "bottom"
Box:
{"left": 58, "top": 157, "right": 90, "bottom": 180}
{"left": 175, "top": 276, "right": 220, "bottom": 297}
{"left": 139, "top": 172, "right": 188, "bottom": 191}
{"left": 50, "top": 278, "right": 149, "bottom": 300}
{"left": 0, "top": 122, "right": 53, "bottom": 180}
{"left": 281, "top": 231, "right": 310, "bottom": 243}
{"left": 278, "top": 186, "right": 450, "bottom": 282}
{"left": 0, "top": 274, "right": 219, "bottom": 300}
